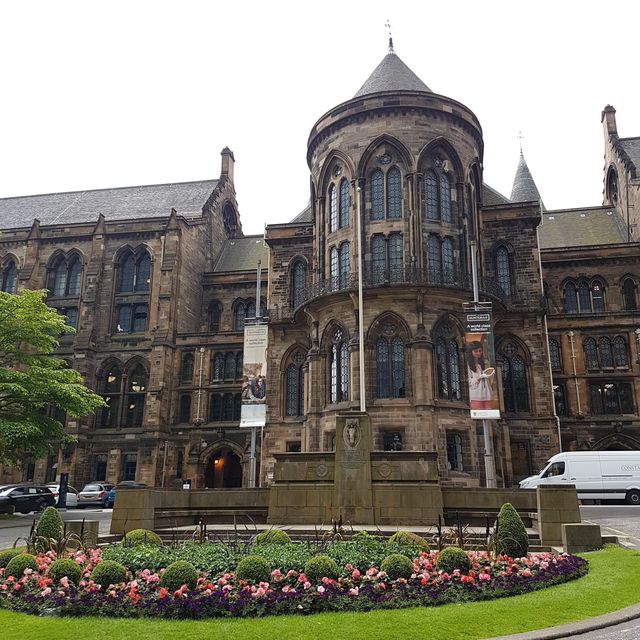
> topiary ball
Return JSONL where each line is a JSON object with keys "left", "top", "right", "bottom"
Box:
{"left": 304, "top": 555, "right": 339, "bottom": 584}
{"left": 5, "top": 553, "right": 39, "bottom": 579}
{"left": 90, "top": 560, "right": 128, "bottom": 588}
{"left": 122, "top": 528, "right": 163, "bottom": 546}
{"left": 47, "top": 558, "right": 83, "bottom": 585}
{"left": 381, "top": 553, "right": 414, "bottom": 580}
{"left": 436, "top": 546, "right": 471, "bottom": 574}
{"left": 160, "top": 560, "right": 198, "bottom": 592}
{"left": 235, "top": 555, "right": 271, "bottom": 584}
{"left": 35, "top": 506, "right": 63, "bottom": 542}
{"left": 254, "top": 529, "right": 291, "bottom": 545}
{"left": 0, "top": 548, "right": 23, "bottom": 568}
{"left": 494, "top": 502, "right": 529, "bottom": 558}
{"left": 388, "top": 531, "right": 430, "bottom": 553}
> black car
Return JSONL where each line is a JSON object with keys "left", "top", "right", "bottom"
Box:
{"left": 0, "top": 485, "right": 56, "bottom": 514}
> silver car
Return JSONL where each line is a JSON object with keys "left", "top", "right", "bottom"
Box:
{"left": 78, "top": 483, "right": 113, "bottom": 508}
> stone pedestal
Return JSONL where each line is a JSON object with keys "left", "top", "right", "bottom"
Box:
{"left": 67, "top": 520, "right": 99, "bottom": 548}
{"left": 536, "top": 484, "right": 581, "bottom": 546}
{"left": 334, "top": 413, "right": 374, "bottom": 524}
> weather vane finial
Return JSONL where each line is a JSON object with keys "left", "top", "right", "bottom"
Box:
{"left": 517, "top": 131, "right": 524, "bottom": 155}
{"left": 385, "top": 19, "right": 394, "bottom": 52}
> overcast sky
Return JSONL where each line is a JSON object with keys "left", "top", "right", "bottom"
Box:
{"left": 2, "top": 1, "right": 639, "bottom": 235}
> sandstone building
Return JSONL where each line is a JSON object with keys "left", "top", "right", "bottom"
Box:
{"left": 0, "top": 46, "right": 637, "bottom": 490}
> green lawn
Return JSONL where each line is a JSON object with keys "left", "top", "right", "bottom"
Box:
{"left": 1, "top": 546, "right": 638, "bottom": 640}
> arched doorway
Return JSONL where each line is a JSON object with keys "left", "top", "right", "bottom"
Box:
{"left": 204, "top": 447, "right": 243, "bottom": 488}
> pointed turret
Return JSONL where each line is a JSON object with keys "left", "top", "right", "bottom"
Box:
{"left": 510, "top": 152, "right": 545, "bottom": 209}
{"left": 354, "top": 43, "right": 431, "bottom": 98}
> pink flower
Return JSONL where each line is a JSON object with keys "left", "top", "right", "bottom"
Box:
{"left": 271, "top": 569, "right": 282, "bottom": 579}
{"left": 317, "top": 585, "right": 325, "bottom": 594}
{"left": 158, "top": 587, "right": 169, "bottom": 599}
{"left": 41, "top": 587, "right": 52, "bottom": 597}
{"left": 348, "top": 587, "right": 359, "bottom": 596}
{"left": 352, "top": 569, "right": 361, "bottom": 580}
{"left": 345, "top": 563, "right": 354, "bottom": 571}
{"left": 297, "top": 573, "right": 307, "bottom": 583}
{"left": 303, "top": 581, "right": 311, "bottom": 590}
{"left": 59, "top": 576, "right": 69, "bottom": 589}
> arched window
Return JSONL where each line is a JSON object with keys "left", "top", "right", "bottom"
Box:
{"left": 178, "top": 394, "right": 191, "bottom": 423}
{"left": 208, "top": 301, "right": 221, "bottom": 333}
{"left": 339, "top": 179, "right": 350, "bottom": 228}
{"left": 370, "top": 169, "right": 384, "bottom": 221}
{"left": 233, "top": 299, "right": 265, "bottom": 331}
{"left": 329, "top": 327, "right": 349, "bottom": 403}
{"left": 623, "top": 278, "right": 638, "bottom": 311}
{"left": 387, "top": 167, "right": 402, "bottom": 219}
{"left": 291, "top": 261, "right": 306, "bottom": 309}
{"left": 180, "top": 352, "right": 194, "bottom": 384}
{"left": 613, "top": 336, "right": 629, "bottom": 368}
{"left": 52, "top": 257, "right": 67, "bottom": 296}
{"left": 285, "top": 350, "right": 306, "bottom": 416}
{"left": 67, "top": 256, "right": 82, "bottom": 296}
{"left": 1, "top": 261, "right": 17, "bottom": 293}
{"left": 606, "top": 166, "right": 619, "bottom": 204}
{"left": 329, "top": 184, "right": 338, "bottom": 233}
{"left": 125, "top": 364, "right": 147, "bottom": 427}
{"left": 330, "top": 247, "right": 339, "bottom": 290}
{"left": 375, "top": 336, "right": 405, "bottom": 399}
{"left": 212, "top": 353, "right": 224, "bottom": 381}
{"left": 446, "top": 432, "right": 464, "bottom": 471}
{"left": 578, "top": 282, "right": 591, "bottom": 312}
{"left": 439, "top": 173, "right": 452, "bottom": 223}
{"left": 99, "top": 364, "right": 122, "bottom": 428}
{"left": 548, "top": 338, "right": 561, "bottom": 371}
{"left": 339, "top": 242, "right": 350, "bottom": 289}
{"left": 49, "top": 254, "right": 83, "bottom": 297}
{"left": 565, "top": 279, "right": 606, "bottom": 313}
{"left": 598, "top": 337, "right": 614, "bottom": 368}
{"left": 424, "top": 171, "right": 438, "bottom": 220}
{"left": 234, "top": 301, "right": 246, "bottom": 331}
{"left": 564, "top": 283, "right": 578, "bottom": 313}
{"left": 495, "top": 246, "right": 512, "bottom": 296}
{"left": 434, "top": 322, "right": 461, "bottom": 401}
{"left": 591, "top": 280, "right": 605, "bottom": 312}
{"left": 117, "top": 250, "right": 151, "bottom": 293}
{"left": 583, "top": 338, "right": 598, "bottom": 369}
{"left": 499, "top": 342, "right": 529, "bottom": 413}
{"left": 427, "top": 234, "right": 442, "bottom": 283}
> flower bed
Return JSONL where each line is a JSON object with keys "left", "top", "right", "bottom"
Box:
{"left": 0, "top": 548, "right": 587, "bottom": 619}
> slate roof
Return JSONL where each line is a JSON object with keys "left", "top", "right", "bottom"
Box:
{"left": 482, "top": 184, "right": 511, "bottom": 206}
{"left": 290, "top": 202, "right": 313, "bottom": 223}
{"left": 0, "top": 180, "right": 219, "bottom": 229}
{"left": 619, "top": 138, "right": 640, "bottom": 169}
{"left": 213, "top": 236, "right": 269, "bottom": 272}
{"left": 354, "top": 51, "right": 432, "bottom": 98}
{"left": 538, "top": 207, "right": 628, "bottom": 249}
{"left": 510, "top": 153, "right": 544, "bottom": 209}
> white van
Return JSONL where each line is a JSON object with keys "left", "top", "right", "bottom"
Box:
{"left": 519, "top": 451, "right": 640, "bottom": 504}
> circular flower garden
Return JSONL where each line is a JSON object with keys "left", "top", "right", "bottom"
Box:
{"left": 0, "top": 523, "right": 588, "bottom": 619}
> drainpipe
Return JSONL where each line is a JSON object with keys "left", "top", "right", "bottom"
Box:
{"left": 568, "top": 331, "right": 582, "bottom": 416}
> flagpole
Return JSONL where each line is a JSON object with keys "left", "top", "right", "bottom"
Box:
{"left": 356, "top": 183, "right": 366, "bottom": 413}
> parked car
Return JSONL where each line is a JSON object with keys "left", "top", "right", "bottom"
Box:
{"left": 77, "top": 482, "right": 114, "bottom": 508}
{"left": 45, "top": 483, "right": 79, "bottom": 508}
{"left": 0, "top": 484, "right": 56, "bottom": 514}
{"left": 105, "top": 481, "right": 147, "bottom": 508}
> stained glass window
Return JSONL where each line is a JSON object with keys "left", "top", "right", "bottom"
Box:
{"left": 583, "top": 338, "right": 598, "bottom": 369}
{"left": 330, "top": 247, "right": 339, "bottom": 290}
{"left": 425, "top": 171, "right": 438, "bottom": 220}
{"left": 291, "top": 261, "right": 306, "bottom": 308}
{"left": 500, "top": 343, "right": 529, "bottom": 413}
{"left": 212, "top": 353, "right": 224, "bottom": 380}
{"left": 548, "top": 338, "right": 561, "bottom": 371}
{"left": 370, "top": 169, "right": 384, "bottom": 220}
{"left": 67, "top": 257, "right": 82, "bottom": 295}
{"left": 285, "top": 351, "right": 305, "bottom": 417}
{"left": 387, "top": 167, "right": 402, "bottom": 219}
{"left": 578, "top": 282, "right": 591, "bottom": 312}
{"left": 339, "top": 179, "right": 350, "bottom": 228}
{"left": 339, "top": 242, "right": 350, "bottom": 289}
{"left": 388, "top": 233, "right": 403, "bottom": 282}
{"left": 329, "top": 184, "right": 337, "bottom": 233}
{"left": 440, "top": 173, "right": 452, "bottom": 223}
{"left": 599, "top": 337, "right": 614, "bottom": 368}
{"left": 442, "top": 237, "right": 455, "bottom": 283}
{"left": 181, "top": 353, "right": 194, "bottom": 383}
{"left": 376, "top": 339, "right": 389, "bottom": 398}
{"left": 427, "top": 235, "right": 442, "bottom": 283}
{"left": 372, "top": 236, "right": 386, "bottom": 284}
{"left": 564, "top": 283, "right": 578, "bottom": 313}
{"left": 496, "top": 246, "right": 512, "bottom": 296}
{"left": 119, "top": 254, "right": 135, "bottom": 293}
{"left": 613, "top": 336, "right": 629, "bottom": 368}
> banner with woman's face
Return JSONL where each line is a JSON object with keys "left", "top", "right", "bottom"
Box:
{"left": 464, "top": 314, "right": 501, "bottom": 419}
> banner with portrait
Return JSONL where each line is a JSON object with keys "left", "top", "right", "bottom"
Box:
{"left": 463, "top": 309, "right": 501, "bottom": 420}
{"left": 240, "top": 323, "right": 268, "bottom": 428}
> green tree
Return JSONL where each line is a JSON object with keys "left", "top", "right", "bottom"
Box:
{"left": 0, "top": 290, "right": 105, "bottom": 465}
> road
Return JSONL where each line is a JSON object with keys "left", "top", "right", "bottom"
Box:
{"left": 0, "top": 508, "right": 113, "bottom": 549}
{"left": 580, "top": 504, "right": 640, "bottom": 550}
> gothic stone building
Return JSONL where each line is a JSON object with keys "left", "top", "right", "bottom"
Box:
{"left": 0, "top": 48, "right": 636, "bottom": 490}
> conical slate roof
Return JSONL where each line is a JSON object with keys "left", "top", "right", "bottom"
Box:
{"left": 354, "top": 48, "right": 431, "bottom": 98}
{"left": 510, "top": 152, "right": 545, "bottom": 209}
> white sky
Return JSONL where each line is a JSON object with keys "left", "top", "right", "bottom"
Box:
{"left": 2, "top": 1, "right": 639, "bottom": 235}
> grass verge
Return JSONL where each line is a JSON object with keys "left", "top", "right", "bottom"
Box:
{"left": 0, "top": 545, "right": 638, "bottom": 640}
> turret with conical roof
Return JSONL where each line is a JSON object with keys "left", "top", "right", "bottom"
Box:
{"left": 510, "top": 152, "right": 544, "bottom": 209}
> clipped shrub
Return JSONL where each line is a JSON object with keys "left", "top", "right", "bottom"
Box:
{"left": 35, "top": 506, "right": 63, "bottom": 541}
{"left": 436, "top": 546, "right": 471, "bottom": 574}
{"left": 90, "top": 560, "right": 127, "bottom": 588}
{"left": 494, "top": 502, "right": 528, "bottom": 558}
{"left": 122, "top": 528, "right": 163, "bottom": 546}
{"left": 0, "top": 548, "right": 23, "bottom": 568}
{"left": 254, "top": 529, "right": 291, "bottom": 545}
{"left": 160, "top": 560, "right": 198, "bottom": 592}
{"left": 351, "top": 530, "right": 380, "bottom": 544}
{"left": 5, "top": 553, "right": 39, "bottom": 578}
{"left": 381, "top": 553, "right": 414, "bottom": 580}
{"left": 304, "top": 554, "right": 339, "bottom": 584}
{"left": 235, "top": 555, "right": 271, "bottom": 584}
{"left": 388, "top": 531, "right": 430, "bottom": 553}
{"left": 47, "top": 558, "right": 83, "bottom": 585}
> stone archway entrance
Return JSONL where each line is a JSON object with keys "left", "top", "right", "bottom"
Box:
{"left": 204, "top": 447, "right": 243, "bottom": 488}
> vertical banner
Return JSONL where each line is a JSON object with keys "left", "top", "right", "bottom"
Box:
{"left": 464, "top": 309, "right": 501, "bottom": 420}
{"left": 240, "top": 324, "right": 268, "bottom": 428}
